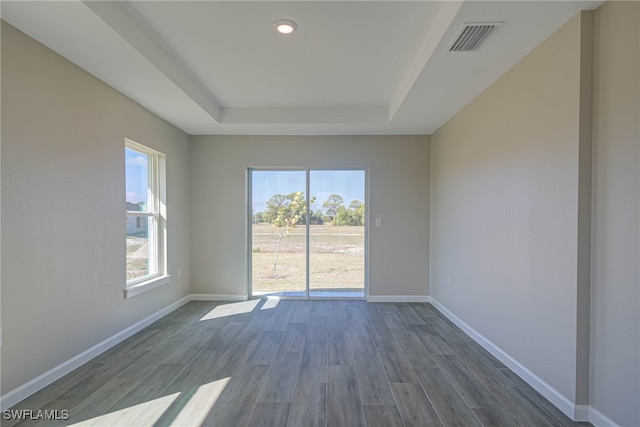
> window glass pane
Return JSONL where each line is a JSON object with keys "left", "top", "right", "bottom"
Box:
{"left": 126, "top": 215, "right": 151, "bottom": 281}
{"left": 125, "top": 147, "right": 149, "bottom": 212}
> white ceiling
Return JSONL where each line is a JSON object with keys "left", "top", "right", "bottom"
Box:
{"left": 2, "top": 0, "right": 603, "bottom": 136}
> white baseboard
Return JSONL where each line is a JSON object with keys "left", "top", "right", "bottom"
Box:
{"left": 190, "top": 293, "right": 248, "bottom": 301}
{"left": 589, "top": 406, "right": 621, "bottom": 427}
{"left": 367, "top": 295, "right": 430, "bottom": 303}
{"left": 0, "top": 295, "right": 191, "bottom": 411}
{"left": 428, "top": 297, "right": 578, "bottom": 421}
{"left": 574, "top": 405, "right": 590, "bottom": 422}
{"left": 428, "top": 298, "right": 626, "bottom": 426}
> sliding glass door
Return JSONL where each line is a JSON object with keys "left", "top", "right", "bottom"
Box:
{"left": 249, "top": 169, "right": 366, "bottom": 298}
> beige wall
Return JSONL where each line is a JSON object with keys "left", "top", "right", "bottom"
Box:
{"left": 430, "top": 13, "right": 588, "bottom": 403}
{"left": 430, "top": 4, "right": 640, "bottom": 424}
{"left": 590, "top": 2, "right": 640, "bottom": 426}
{"left": 1, "top": 22, "right": 192, "bottom": 394}
{"left": 190, "top": 135, "right": 429, "bottom": 299}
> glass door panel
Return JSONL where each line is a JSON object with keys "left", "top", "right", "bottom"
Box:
{"left": 251, "top": 170, "right": 307, "bottom": 297}
{"left": 309, "top": 170, "right": 365, "bottom": 298}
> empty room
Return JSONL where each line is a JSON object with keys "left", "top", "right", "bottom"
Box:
{"left": 1, "top": 1, "right": 638, "bottom": 426}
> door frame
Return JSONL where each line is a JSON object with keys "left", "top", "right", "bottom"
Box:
{"left": 247, "top": 167, "right": 369, "bottom": 300}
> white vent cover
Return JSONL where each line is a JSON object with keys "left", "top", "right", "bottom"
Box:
{"left": 448, "top": 22, "right": 503, "bottom": 52}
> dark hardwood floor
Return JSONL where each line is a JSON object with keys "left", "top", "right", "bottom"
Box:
{"left": 4, "top": 300, "right": 590, "bottom": 427}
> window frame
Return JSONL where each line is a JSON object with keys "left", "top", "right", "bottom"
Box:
{"left": 125, "top": 139, "right": 169, "bottom": 298}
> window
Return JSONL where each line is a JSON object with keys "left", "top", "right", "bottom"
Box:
{"left": 125, "top": 139, "right": 168, "bottom": 297}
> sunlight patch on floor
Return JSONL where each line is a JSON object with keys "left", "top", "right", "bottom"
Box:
{"left": 68, "top": 393, "right": 180, "bottom": 426}
{"left": 199, "top": 299, "right": 260, "bottom": 321}
{"left": 169, "top": 377, "right": 231, "bottom": 426}
{"left": 261, "top": 296, "right": 281, "bottom": 310}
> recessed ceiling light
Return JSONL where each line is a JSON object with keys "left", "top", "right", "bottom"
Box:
{"left": 274, "top": 19, "right": 297, "bottom": 35}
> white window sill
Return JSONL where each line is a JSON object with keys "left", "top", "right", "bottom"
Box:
{"left": 124, "top": 275, "right": 171, "bottom": 299}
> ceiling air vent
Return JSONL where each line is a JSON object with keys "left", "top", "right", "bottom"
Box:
{"left": 448, "top": 22, "right": 502, "bottom": 52}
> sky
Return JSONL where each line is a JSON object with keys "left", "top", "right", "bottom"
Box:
{"left": 126, "top": 155, "right": 365, "bottom": 213}
{"left": 251, "top": 170, "right": 365, "bottom": 213}
{"left": 125, "top": 147, "right": 148, "bottom": 205}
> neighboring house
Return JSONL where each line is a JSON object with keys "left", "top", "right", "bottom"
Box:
{"left": 126, "top": 202, "right": 147, "bottom": 236}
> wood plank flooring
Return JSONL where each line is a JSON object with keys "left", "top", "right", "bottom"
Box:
{"left": 4, "top": 300, "right": 590, "bottom": 427}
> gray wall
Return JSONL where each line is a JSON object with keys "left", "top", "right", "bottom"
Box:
{"left": 430, "top": 13, "right": 588, "bottom": 404}
{"left": 189, "top": 135, "right": 429, "bottom": 299}
{"left": 1, "top": 22, "right": 192, "bottom": 394}
{"left": 430, "top": 4, "right": 640, "bottom": 425}
{"left": 590, "top": 2, "right": 640, "bottom": 426}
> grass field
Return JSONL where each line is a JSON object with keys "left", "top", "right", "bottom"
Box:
{"left": 251, "top": 223, "right": 365, "bottom": 294}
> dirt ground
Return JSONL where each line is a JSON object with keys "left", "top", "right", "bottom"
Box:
{"left": 126, "top": 224, "right": 366, "bottom": 292}
{"left": 251, "top": 224, "right": 365, "bottom": 293}
{"left": 126, "top": 236, "right": 148, "bottom": 280}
